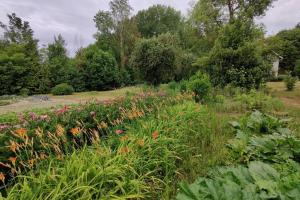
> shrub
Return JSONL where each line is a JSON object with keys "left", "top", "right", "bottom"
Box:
{"left": 198, "top": 20, "right": 269, "bottom": 89}
{"left": 51, "top": 83, "right": 74, "bottom": 95}
{"left": 284, "top": 73, "right": 298, "bottom": 91}
{"left": 175, "top": 52, "right": 197, "bottom": 81}
{"left": 130, "top": 33, "right": 177, "bottom": 85}
{"left": 19, "top": 88, "right": 30, "bottom": 97}
{"left": 79, "top": 45, "right": 121, "bottom": 91}
{"left": 179, "top": 80, "right": 188, "bottom": 93}
{"left": 187, "top": 72, "right": 212, "bottom": 103}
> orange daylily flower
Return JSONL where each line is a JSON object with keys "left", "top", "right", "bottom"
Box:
{"left": 120, "top": 135, "right": 129, "bottom": 142}
{"left": 28, "top": 159, "right": 35, "bottom": 167}
{"left": 56, "top": 124, "right": 65, "bottom": 136}
{"left": 15, "top": 128, "right": 27, "bottom": 138}
{"left": 152, "top": 131, "right": 159, "bottom": 140}
{"left": 119, "top": 146, "right": 130, "bottom": 154}
{"left": 70, "top": 127, "right": 80, "bottom": 136}
{"left": 0, "top": 172, "right": 5, "bottom": 183}
{"left": 8, "top": 157, "right": 17, "bottom": 166}
{"left": 9, "top": 140, "right": 19, "bottom": 153}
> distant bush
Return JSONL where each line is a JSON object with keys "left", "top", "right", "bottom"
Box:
{"left": 284, "top": 73, "right": 298, "bottom": 91}
{"left": 19, "top": 88, "right": 30, "bottom": 97}
{"left": 187, "top": 72, "right": 212, "bottom": 103}
{"left": 51, "top": 83, "right": 74, "bottom": 95}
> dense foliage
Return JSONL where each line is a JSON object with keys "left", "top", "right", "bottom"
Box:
{"left": 136, "top": 5, "right": 183, "bottom": 38}
{"left": 198, "top": 19, "right": 269, "bottom": 89}
{"left": 284, "top": 73, "right": 298, "bottom": 91}
{"left": 177, "top": 111, "right": 300, "bottom": 199}
{"left": 186, "top": 72, "right": 212, "bottom": 103}
{"left": 265, "top": 25, "right": 300, "bottom": 72}
{"left": 130, "top": 33, "right": 177, "bottom": 85}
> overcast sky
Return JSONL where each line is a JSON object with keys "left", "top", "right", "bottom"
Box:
{"left": 0, "top": 0, "right": 299, "bottom": 56}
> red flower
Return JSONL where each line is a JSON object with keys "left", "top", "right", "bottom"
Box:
{"left": 152, "top": 131, "right": 159, "bottom": 140}
{"left": 115, "top": 129, "right": 124, "bottom": 135}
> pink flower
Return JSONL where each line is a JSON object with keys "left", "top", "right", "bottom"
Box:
{"left": 0, "top": 124, "right": 10, "bottom": 131}
{"left": 56, "top": 105, "right": 69, "bottom": 115}
{"left": 115, "top": 129, "right": 124, "bottom": 135}
{"left": 39, "top": 115, "right": 49, "bottom": 121}
{"left": 29, "top": 112, "right": 37, "bottom": 120}
{"left": 18, "top": 113, "right": 26, "bottom": 123}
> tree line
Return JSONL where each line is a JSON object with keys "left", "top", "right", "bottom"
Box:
{"left": 0, "top": 0, "right": 299, "bottom": 96}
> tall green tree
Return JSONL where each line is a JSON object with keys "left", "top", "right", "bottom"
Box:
{"left": 94, "top": 0, "right": 134, "bottom": 68}
{"left": 130, "top": 33, "right": 177, "bottom": 85}
{"left": 0, "top": 13, "right": 40, "bottom": 94}
{"left": 198, "top": 19, "right": 269, "bottom": 89}
{"left": 135, "top": 5, "right": 183, "bottom": 38}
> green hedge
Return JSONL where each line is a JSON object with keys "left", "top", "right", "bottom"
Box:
{"left": 51, "top": 83, "right": 74, "bottom": 95}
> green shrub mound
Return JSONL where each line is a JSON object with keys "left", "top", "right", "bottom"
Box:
{"left": 51, "top": 83, "right": 74, "bottom": 95}
{"left": 284, "top": 73, "right": 298, "bottom": 91}
{"left": 177, "top": 110, "right": 300, "bottom": 199}
{"left": 186, "top": 72, "right": 212, "bottom": 103}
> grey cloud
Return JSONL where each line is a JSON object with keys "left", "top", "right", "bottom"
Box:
{"left": 0, "top": 0, "right": 299, "bottom": 56}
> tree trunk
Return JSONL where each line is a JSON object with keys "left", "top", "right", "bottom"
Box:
{"left": 120, "top": 25, "right": 125, "bottom": 68}
{"left": 227, "top": 0, "right": 234, "bottom": 22}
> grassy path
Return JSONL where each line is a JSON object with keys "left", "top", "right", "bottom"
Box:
{"left": 0, "top": 87, "right": 141, "bottom": 115}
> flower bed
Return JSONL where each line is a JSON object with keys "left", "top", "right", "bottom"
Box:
{"left": 0, "top": 91, "right": 193, "bottom": 188}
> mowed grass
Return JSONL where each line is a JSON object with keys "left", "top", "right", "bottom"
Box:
{"left": 0, "top": 86, "right": 142, "bottom": 116}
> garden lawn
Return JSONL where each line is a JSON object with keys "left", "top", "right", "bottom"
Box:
{"left": 0, "top": 86, "right": 142, "bottom": 115}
